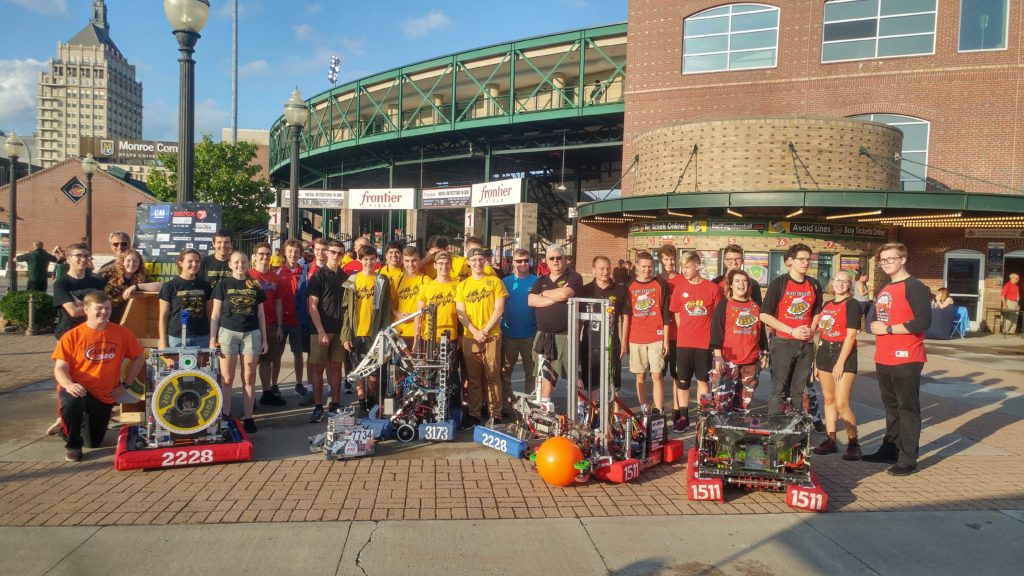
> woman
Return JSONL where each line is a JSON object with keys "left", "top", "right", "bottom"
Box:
{"left": 210, "top": 251, "right": 268, "bottom": 434}
{"left": 853, "top": 271, "right": 871, "bottom": 322}
{"left": 814, "top": 270, "right": 862, "bottom": 460}
{"left": 710, "top": 269, "right": 768, "bottom": 410}
{"left": 101, "top": 250, "right": 162, "bottom": 323}
{"left": 158, "top": 249, "right": 213, "bottom": 348}
{"left": 934, "top": 287, "right": 954, "bottom": 309}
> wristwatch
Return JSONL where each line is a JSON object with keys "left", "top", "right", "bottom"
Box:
{"left": 885, "top": 325, "right": 893, "bottom": 335}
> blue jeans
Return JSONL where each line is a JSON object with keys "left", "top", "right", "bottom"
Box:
{"left": 168, "top": 334, "right": 210, "bottom": 349}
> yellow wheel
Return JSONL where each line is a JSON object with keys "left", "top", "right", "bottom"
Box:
{"left": 151, "top": 370, "right": 223, "bottom": 435}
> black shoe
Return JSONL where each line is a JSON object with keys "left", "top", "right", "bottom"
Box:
{"left": 260, "top": 389, "right": 287, "bottom": 406}
{"left": 459, "top": 415, "right": 481, "bottom": 430}
{"left": 243, "top": 418, "right": 258, "bottom": 434}
{"left": 344, "top": 383, "right": 354, "bottom": 394}
{"left": 308, "top": 405, "right": 325, "bottom": 423}
{"left": 65, "top": 448, "right": 83, "bottom": 462}
{"left": 328, "top": 402, "right": 340, "bottom": 415}
{"left": 295, "top": 383, "right": 308, "bottom": 397}
{"left": 862, "top": 445, "right": 899, "bottom": 464}
{"left": 812, "top": 419, "right": 826, "bottom": 434}
{"left": 887, "top": 463, "right": 917, "bottom": 476}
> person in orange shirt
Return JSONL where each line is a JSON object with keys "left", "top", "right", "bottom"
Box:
{"left": 52, "top": 291, "right": 145, "bottom": 462}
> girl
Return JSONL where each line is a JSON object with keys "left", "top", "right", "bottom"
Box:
{"left": 934, "top": 287, "right": 954, "bottom": 309}
{"left": 158, "top": 249, "right": 212, "bottom": 349}
{"left": 814, "top": 270, "right": 862, "bottom": 460}
{"left": 210, "top": 251, "right": 268, "bottom": 434}
{"left": 710, "top": 269, "right": 768, "bottom": 410}
{"left": 102, "top": 250, "right": 162, "bottom": 323}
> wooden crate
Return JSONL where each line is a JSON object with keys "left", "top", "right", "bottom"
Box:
{"left": 118, "top": 292, "right": 161, "bottom": 424}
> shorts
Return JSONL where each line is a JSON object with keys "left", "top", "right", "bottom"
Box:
{"left": 219, "top": 327, "right": 261, "bottom": 356}
{"left": 581, "top": 346, "right": 622, "bottom": 391}
{"left": 349, "top": 336, "right": 374, "bottom": 367}
{"left": 629, "top": 341, "right": 665, "bottom": 374}
{"left": 260, "top": 324, "right": 280, "bottom": 363}
{"left": 676, "top": 347, "right": 713, "bottom": 389}
{"left": 661, "top": 344, "right": 679, "bottom": 380}
{"left": 168, "top": 334, "right": 210, "bottom": 349}
{"left": 533, "top": 332, "right": 569, "bottom": 382}
{"left": 815, "top": 341, "right": 858, "bottom": 374}
{"left": 309, "top": 333, "right": 345, "bottom": 364}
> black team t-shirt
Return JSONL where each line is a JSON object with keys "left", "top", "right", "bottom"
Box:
{"left": 529, "top": 271, "right": 584, "bottom": 334}
{"left": 159, "top": 276, "right": 213, "bottom": 338}
{"left": 200, "top": 255, "right": 232, "bottom": 290}
{"left": 213, "top": 276, "right": 266, "bottom": 333}
{"left": 307, "top": 266, "right": 347, "bottom": 334}
{"left": 52, "top": 274, "right": 107, "bottom": 340}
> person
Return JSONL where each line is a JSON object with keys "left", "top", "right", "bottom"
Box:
{"left": 380, "top": 240, "right": 406, "bottom": 288}
{"left": 342, "top": 244, "right": 393, "bottom": 413}
{"left": 579, "top": 256, "right": 630, "bottom": 400}
{"left": 306, "top": 240, "right": 348, "bottom": 423}
{"left": 813, "top": 270, "right": 862, "bottom": 460}
{"left": 210, "top": 251, "right": 268, "bottom": 434}
{"left": 200, "top": 230, "right": 234, "bottom": 290}
{"left": 456, "top": 236, "right": 497, "bottom": 281}
{"left": 853, "top": 271, "right": 872, "bottom": 324}
{"left": 712, "top": 244, "right": 763, "bottom": 306}
{"left": 624, "top": 252, "right": 671, "bottom": 413}
{"left": 97, "top": 232, "right": 131, "bottom": 274}
{"left": 342, "top": 236, "right": 376, "bottom": 275}
{"left": 276, "top": 239, "right": 310, "bottom": 401}
{"left": 1002, "top": 273, "right": 1021, "bottom": 334}
{"left": 613, "top": 259, "right": 629, "bottom": 285}
{"left": 17, "top": 240, "right": 58, "bottom": 292}
{"left": 658, "top": 245, "right": 684, "bottom": 428}
{"left": 865, "top": 243, "right": 932, "bottom": 476}
{"left": 710, "top": 269, "right": 767, "bottom": 411}
{"left": 623, "top": 260, "right": 635, "bottom": 282}
{"left": 933, "top": 287, "right": 954, "bottom": 309}
{"left": 501, "top": 249, "right": 537, "bottom": 411}
{"left": 669, "top": 250, "right": 722, "bottom": 430}
{"left": 528, "top": 244, "right": 584, "bottom": 403}
{"left": 759, "top": 243, "right": 823, "bottom": 415}
{"left": 100, "top": 250, "right": 162, "bottom": 323}
{"left": 52, "top": 243, "right": 107, "bottom": 341}
{"left": 249, "top": 242, "right": 286, "bottom": 407}
{"left": 392, "top": 246, "right": 427, "bottom": 350}
{"left": 52, "top": 246, "right": 69, "bottom": 282}
{"left": 269, "top": 246, "right": 284, "bottom": 268}
{"left": 456, "top": 247, "right": 508, "bottom": 428}
{"left": 158, "top": 249, "right": 212, "bottom": 349}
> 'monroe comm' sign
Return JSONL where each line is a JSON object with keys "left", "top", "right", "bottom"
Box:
{"left": 80, "top": 137, "right": 179, "bottom": 164}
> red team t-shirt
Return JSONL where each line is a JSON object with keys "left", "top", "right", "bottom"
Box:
{"left": 276, "top": 265, "right": 301, "bottom": 327}
{"left": 874, "top": 278, "right": 930, "bottom": 366}
{"left": 818, "top": 298, "right": 861, "bottom": 343}
{"left": 711, "top": 298, "right": 764, "bottom": 365}
{"left": 248, "top": 268, "right": 280, "bottom": 325}
{"left": 668, "top": 277, "right": 721, "bottom": 349}
{"left": 626, "top": 277, "right": 672, "bottom": 344}
{"left": 762, "top": 275, "right": 822, "bottom": 340}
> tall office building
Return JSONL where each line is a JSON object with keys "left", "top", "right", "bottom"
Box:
{"left": 36, "top": 0, "right": 143, "bottom": 168}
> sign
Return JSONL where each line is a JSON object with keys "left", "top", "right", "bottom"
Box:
{"left": 697, "top": 250, "right": 719, "bottom": 280}
{"left": 744, "top": 251, "right": 770, "bottom": 287}
{"left": 840, "top": 256, "right": 863, "bottom": 271}
{"left": 81, "top": 137, "right": 179, "bottom": 164}
{"left": 134, "top": 203, "right": 223, "bottom": 282}
{"left": 770, "top": 221, "right": 887, "bottom": 239}
{"left": 268, "top": 207, "right": 281, "bottom": 228}
{"left": 421, "top": 186, "right": 471, "bottom": 209}
{"left": 348, "top": 188, "right": 415, "bottom": 210}
{"left": 471, "top": 178, "right": 523, "bottom": 207}
{"left": 629, "top": 221, "right": 707, "bottom": 233}
{"left": 60, "top": 177, "right": 87, "bottom": 204}
{"left": 987, "top": 242, "right": 1006, "bottom": 278}
{"left": 280, "top": 189, "right": 346, "bottom": 209}
{"left": 966, "top": 228, "right": 1024, "bottom": 239}
{"left": 708, "top": 220, "right": 767, "bottom": 232}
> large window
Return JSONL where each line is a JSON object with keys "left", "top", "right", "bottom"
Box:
{"left": 822, "top": 0, "right": 937, "bottom": 62}
{"left": 959, "top": 0, "right": 1008, "bottom": 51}
{"left": 683, "top": 4, "right": 780, "bottom": 74}
{"left": 851, "top": 114, "right": 930, "bottom": 191}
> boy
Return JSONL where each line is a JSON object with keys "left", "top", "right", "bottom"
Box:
{"left": 456, "top": 248, "right": 508, "bottom": 428}
{"left": 342, "top": 244, "right": 393, "bottom": 412}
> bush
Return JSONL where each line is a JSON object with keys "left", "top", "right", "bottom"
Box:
{"left": 0, "top": 290, "right": 56, "bottom": 330}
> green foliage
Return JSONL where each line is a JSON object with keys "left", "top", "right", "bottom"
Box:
{"left": 0, "top": 290, "right": 56, "bottom": 330}
{"left": 147, "top": 135, "right": 274, "bottom": 232}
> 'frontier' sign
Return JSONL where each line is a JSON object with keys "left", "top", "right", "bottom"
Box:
{"left": 471, "top": 178, "right": 523, "bottom": 207}
{"left": 348, "top": 188, "right": 415, "bottom": 210}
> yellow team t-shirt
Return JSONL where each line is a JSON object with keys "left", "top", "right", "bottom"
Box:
{"left": 392, "top": 273, "right": 426, "bottom": 337}
{"left": 423, "top": 253, "right": 495, "bottom": 280}
{"left": 380, "top": 264, "right": 404, "bottom": 287}
{"left": 418, "top": 278, "right": 458, "bottom": 341}
{"left": 455, "top": 275, "right": 508, "bottom": 338}
{"left": 353, "top": 273, "right": 378, "bottom": 337}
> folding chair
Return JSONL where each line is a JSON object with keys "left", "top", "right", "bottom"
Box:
{"left": 951, "top": 306, "right": 969, "bottom": 339}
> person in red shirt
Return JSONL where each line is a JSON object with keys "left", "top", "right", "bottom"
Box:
{"left": 760, "top": 243, "right": 823, "bottom": 415}
{"left": 866, "top": 243, "right": 932, "bottom": 476}
{"left": 668, "top": 250, "right": 721, "bottom": 430}
{"left": 1001, "top": 272, "right": 1020, "bottom": 335}
{"left": 710, "top": 269, "right": 767, "bottom": 411}
{"left": 276, "top": 239, "right": 308, "bottom": 401}
{"left": 658, "top": 245, "right": 684, "bottom": 429}
{"left": 813, "top": 270, "right": 862, "bottom": 460}
{"left": 249, "top": 242, "right": 286, "bottom": 407}
{"left": 624, "top": 252, "right": 671, "bottom": 413}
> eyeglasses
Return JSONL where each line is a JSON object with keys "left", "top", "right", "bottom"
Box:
{"left": 255, "top": 252, "right": 271, "bottom": 257}
{"left": 327, "top": 249, "right": 343, "bottom": 255}
{"left": 111, "top": 242, "right": 128, "bottom": 248}
{"left": 514, "top": 259, "right": 530, "bottom": 264}
{"left": 879, "top": 256, "right": 903, "bottom": 264}
{"left": 792, "top": 257, "right": 812, "bottom": 262}
{"left": 547, "top": 256, "right": 563, "bottom": 261}
{"left": 70, "top": 253, "right": 90, "bottom": 259}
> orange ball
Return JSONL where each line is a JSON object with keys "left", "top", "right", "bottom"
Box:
{"left": 535, "top": 436, "right": 584, "bottom": 487}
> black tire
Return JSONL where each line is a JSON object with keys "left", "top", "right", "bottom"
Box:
{"left": 396, "top": 423, "right": 417, "bottom": 442}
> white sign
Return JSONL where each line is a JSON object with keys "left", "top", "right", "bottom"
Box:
{"left": 421, "top": 186, "right": 471, "bottom": 208}
{"left": 348, "top": 188, "right": 415, "bottom": 210}
{"left": 471, "top": 178, "right": 523, "bottom": 207}
{"left": 280, "top": 189, "right": 347, "bottom": 209}
{"left": 268, "top": 207, "right": 281, "bottom": 227}
{"left": 965, "top": 228, "right": 1024, "bottom": 239}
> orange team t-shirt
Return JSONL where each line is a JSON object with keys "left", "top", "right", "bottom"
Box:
{"left": 52, "top": 322, "right": 144, "bottom": 402}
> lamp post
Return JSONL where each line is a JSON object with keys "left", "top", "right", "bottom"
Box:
{"left": 4, "top": 132, "right": 24, "bottom": 293}
{"left": 81, "top": 154, "right": 97, "bottom": 252}
{"left": 164, "top": 0, "right": 210, "bottom": 203}
{"left": 283, "top": 88, "right": 308, "bottom": 241}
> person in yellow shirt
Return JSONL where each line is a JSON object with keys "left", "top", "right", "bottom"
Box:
{"left": 421, "top": 235, "right": 496, "bottom": 280}
{"left": 380, "top": 241, "right": 405, "bottom": 287}
{"left": 392, "top": 246, "right": 426, "bottom": 350}
{"left": 416, "top": 251, "right": 459, "bottom": 344}
{"left": 341, "top": 244, "right": 392, "bottom": 413}
{"left": 456, "top": 248, "right": 507, "bottom": 429}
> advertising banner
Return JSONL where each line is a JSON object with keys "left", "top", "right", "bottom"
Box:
{"left": 279, "top": 189, "right": 347, "bottom": 209}
{"left": 471, "top": 178, "right": 523, "bottom": 207}
{"left": 987, "top": 242, "right": 1006, "bottom": 278}
{"left": 134, "top": 203, "right": 223, "bottom": 281}
{"left": 348, "top": 188, "right": 415, "bottom": 210}
{"left": 421, "top": 186, "right": 472, "bottom": 208}
{"left": 743, "top": 251, "right": 770, "bottom": 287}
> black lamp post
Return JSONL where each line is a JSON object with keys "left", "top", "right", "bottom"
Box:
{"left": 81, "top": 154, "right": 97, "bottom": 252}
{"left": 164, "top": 0, "right": 210, "bottom": 203}
{"left": 4, "top": 132, "right": 24, "bottom": 293}
{"left": 283, "top": 88, "right": 309, "bottom": 241}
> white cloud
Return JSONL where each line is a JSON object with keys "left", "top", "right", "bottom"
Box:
{"left": 401, "top": 10, "right": 452, "bottom": 38}
{"left": 7, "top": 0, "right": 67, "bottom": 16}
{"left": 195, "top": 99, "right": 229, "bottom": 139}
{"left": 292, "top": 24, "right": 313, "bottom": 41}
{"left": 239, "top": 59, "right": 272, "bottom": 78}
{"left": 215, "top": 1, "right": 260, "bottom": 19}
{"left": 0, "top": 59, "right": 48, "bottom": 135}
{"left": 306, "top": 4, "right": 323, "bottom": 15}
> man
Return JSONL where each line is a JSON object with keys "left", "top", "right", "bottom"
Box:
{"left": 342, "top": 236, "right": 379, "bottom": 275}
{"left": 200, "top": 230, "right": 234, "bottom": 290}
{"left": 97, "top": 232, "right": 131, "bottom": 274}
{"left": 52, "top": 291, "right": 144, "bottom": 462}
{"left": 624, "top": 252, "right": 671, "bottom": 413}
{"left": 52, "top": 243, "right": 107, "bottom": 341}
{"left": 306, "top": 240, "right": 348, "bottom": 423}
{"left": 501, "top": 249, "right": 537, "bottom": 411}
{"left": 580, "top": 256, "right": 630, "bottom": 399}
{"left": 249, "top": 242, "right": 286, "bottom": 407}
{"left": 866, "top": 243, "right": 932, "bottom": 476}
{"left": 613, "top": 259, "right": 629, "bottom": 285}
{"left": 17, "top": 241, "right": 58, "bottom": 292}
{"left": 1001, "top": 273, "right": 1020, "bottom": 335}
{"left": 760, "top": 243, "right": 823, "bottom": 414}
{"left": 392, "top": 246, "right": 427, "bottom": 349}
{"left": 380, "top": 240, "right": 406, "bottom": 288}
{"left": 342, "top": 244, "right": 393, "bottom": 413}
{"left": 669, "top": 251, "right": 722, "bottom": 431}
{"left": 276, "top": 239, "right": 310, "bottom": 401}
{"left": 417, "top": 251, "right": 462, "bottom": 417}
{"left": 455, "top": 236, "right": 497, "bottom": 281}
{"left": 456, "top": 248, "right": 508, "bottom": 428}
{"left": 712, "top": 244, "right": 763, "bottom": 306}
{"left": 658, "top": 245, "right": 683, "bottom": 427}
{"left": 528, "top": 245, "right": 584, "bottom": 403}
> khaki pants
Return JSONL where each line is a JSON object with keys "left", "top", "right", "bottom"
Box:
{"left": 462, "top": 335, "right": 502, "bottom": 419}
{"left": 501, "top": 336, "right": 536, "bottom": 404}
{"left": 1003, "top": 300, "right": 1020, "bottom": 334}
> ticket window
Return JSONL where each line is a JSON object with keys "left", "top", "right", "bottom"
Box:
{"left": 944, "top": 249, "right": 984, "bottom": 330}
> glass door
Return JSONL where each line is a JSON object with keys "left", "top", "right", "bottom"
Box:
{"left": 944, "top": 250, "right": 984, "bottom": 330}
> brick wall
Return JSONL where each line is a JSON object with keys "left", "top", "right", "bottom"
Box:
{"left": 576, "top": 222, "right": 629, "bottom": 278}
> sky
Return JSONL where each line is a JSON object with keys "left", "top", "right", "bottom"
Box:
{"left": 0, "top": 0, "right": 627, "bottom": 143}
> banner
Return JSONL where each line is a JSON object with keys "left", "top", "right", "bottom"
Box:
{"left": 348, "top": 188, "right": 415, "bottom": 210}
{"left": 987, "top": 242, "right": 1006, "bottom": 278}
{"left": 743, "top": 251, "right": 770, "bottom": 287}
{"left": 471, "top": 178, "right": 523, "bottom": 207}
{"left": 279, "top": 189, "right": 346, "bottom": 209}
{"left": 421, "top": 186, "right": 471, "bottom": 208}
{"left": 134, "top": 203, "right": 223, "bottom": 282}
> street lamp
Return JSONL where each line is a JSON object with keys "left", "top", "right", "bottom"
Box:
{"left": 164, "top": 0, "right": 210, "bottom": 203}
{"left": 81, "top": 154, "right": 97, "bottom": 252}
{"left": 4, "top": 132, "right": 25, "bottom": 293}
{"left": 283, "top": 88, "right": 308, "bottom": 241}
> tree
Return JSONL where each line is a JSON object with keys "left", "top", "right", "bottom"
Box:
{"left": 147, "top": 136, "right": 274, "bottom": 232}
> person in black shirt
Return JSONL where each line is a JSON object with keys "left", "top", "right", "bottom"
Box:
{"left": 528, "top": 244, "right": 584, "bottom": 402}
{"left": 158, "top": 249, "right": 213, "bottom": 348}
{"left": 306, "top": 240, "right": 349, "bottom": 423}
{"left": 580, "top": 256, "right": 630, "bottom": 395}
{"left": 199, "top": 229, "right": 234, "bottom": 290}
{"left": 17, "top": 240, "right": 58, "bottom": 292}
{"left": 711, "top": 244, "right": 763, "bottom": 306}
{"left": 210, "top": 251, "right": 267, "bottom": 434}
{"left": 52, "top": 243, "right": 107, "bottom": 341}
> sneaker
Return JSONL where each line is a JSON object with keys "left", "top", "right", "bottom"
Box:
{"left": 294, "top": 383, "right": 308, "bottom": 397}
{"left": 65, "top": 448, "right": 83, "bottom": 462}
{"left": 299, "top": 392, "right": 315, "bottom": 407}
{"left": 862, "top": 444, "right": 899, "bottom": 464}
{"left": 260, "top": 388, "right": 287, "bottom": 407}
{"left": 243, "top": 418, "right": 258, "bottom": 434}
{"left": 673, "top": 416, "right": 689, "bottom": 432}
{"left": 887, "top": 463, "right": 917, "bottom": 476}
{"left": 843, "top": 441, "right": 862, "bottom": 461}
{"left": 308, "top": 405, "right": 325, "bottom": 423}
{"left": 459, "top": 415, "right": 481, "bottom": 431}
{"left": 327, "top": 402, "right": 340, "bottom": 415}
{"left": 813, "top": 436, "right": 838, "bottom": 455}
{"left": 47, "top": 418, "right": 62, "bottom": 436}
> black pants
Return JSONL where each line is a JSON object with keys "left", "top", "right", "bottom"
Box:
{"left": 768, "top": 337, "right": 814, "bottom": 414}
{"left": 59, "top": 389, "right": 114, "bottom": 450}
{"left": 876, "top": 362, "right": 923, "bottom": 467}
{"left": 27, "top": 280, "right": 47, "bottom": 292}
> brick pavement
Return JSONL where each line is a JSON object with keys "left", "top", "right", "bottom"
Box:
{"left": 0, "top": 333, "right": 57, "bottom": 393}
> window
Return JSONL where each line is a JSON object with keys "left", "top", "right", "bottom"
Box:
{"left": 851, "top": 113, "right": 930, "bottom": 190}
{"left": 683, "top": 4, "right": 780, "bottom": 74}
{"left": 822, "top": 0, "right": 937, "bottom": 62}
{"left": 959, "top": 0, "right": 1008, "bottom": 51}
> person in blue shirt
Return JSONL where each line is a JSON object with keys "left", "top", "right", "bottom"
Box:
{"left": 500, "top": 248, "right": 538, "bottom": 416}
